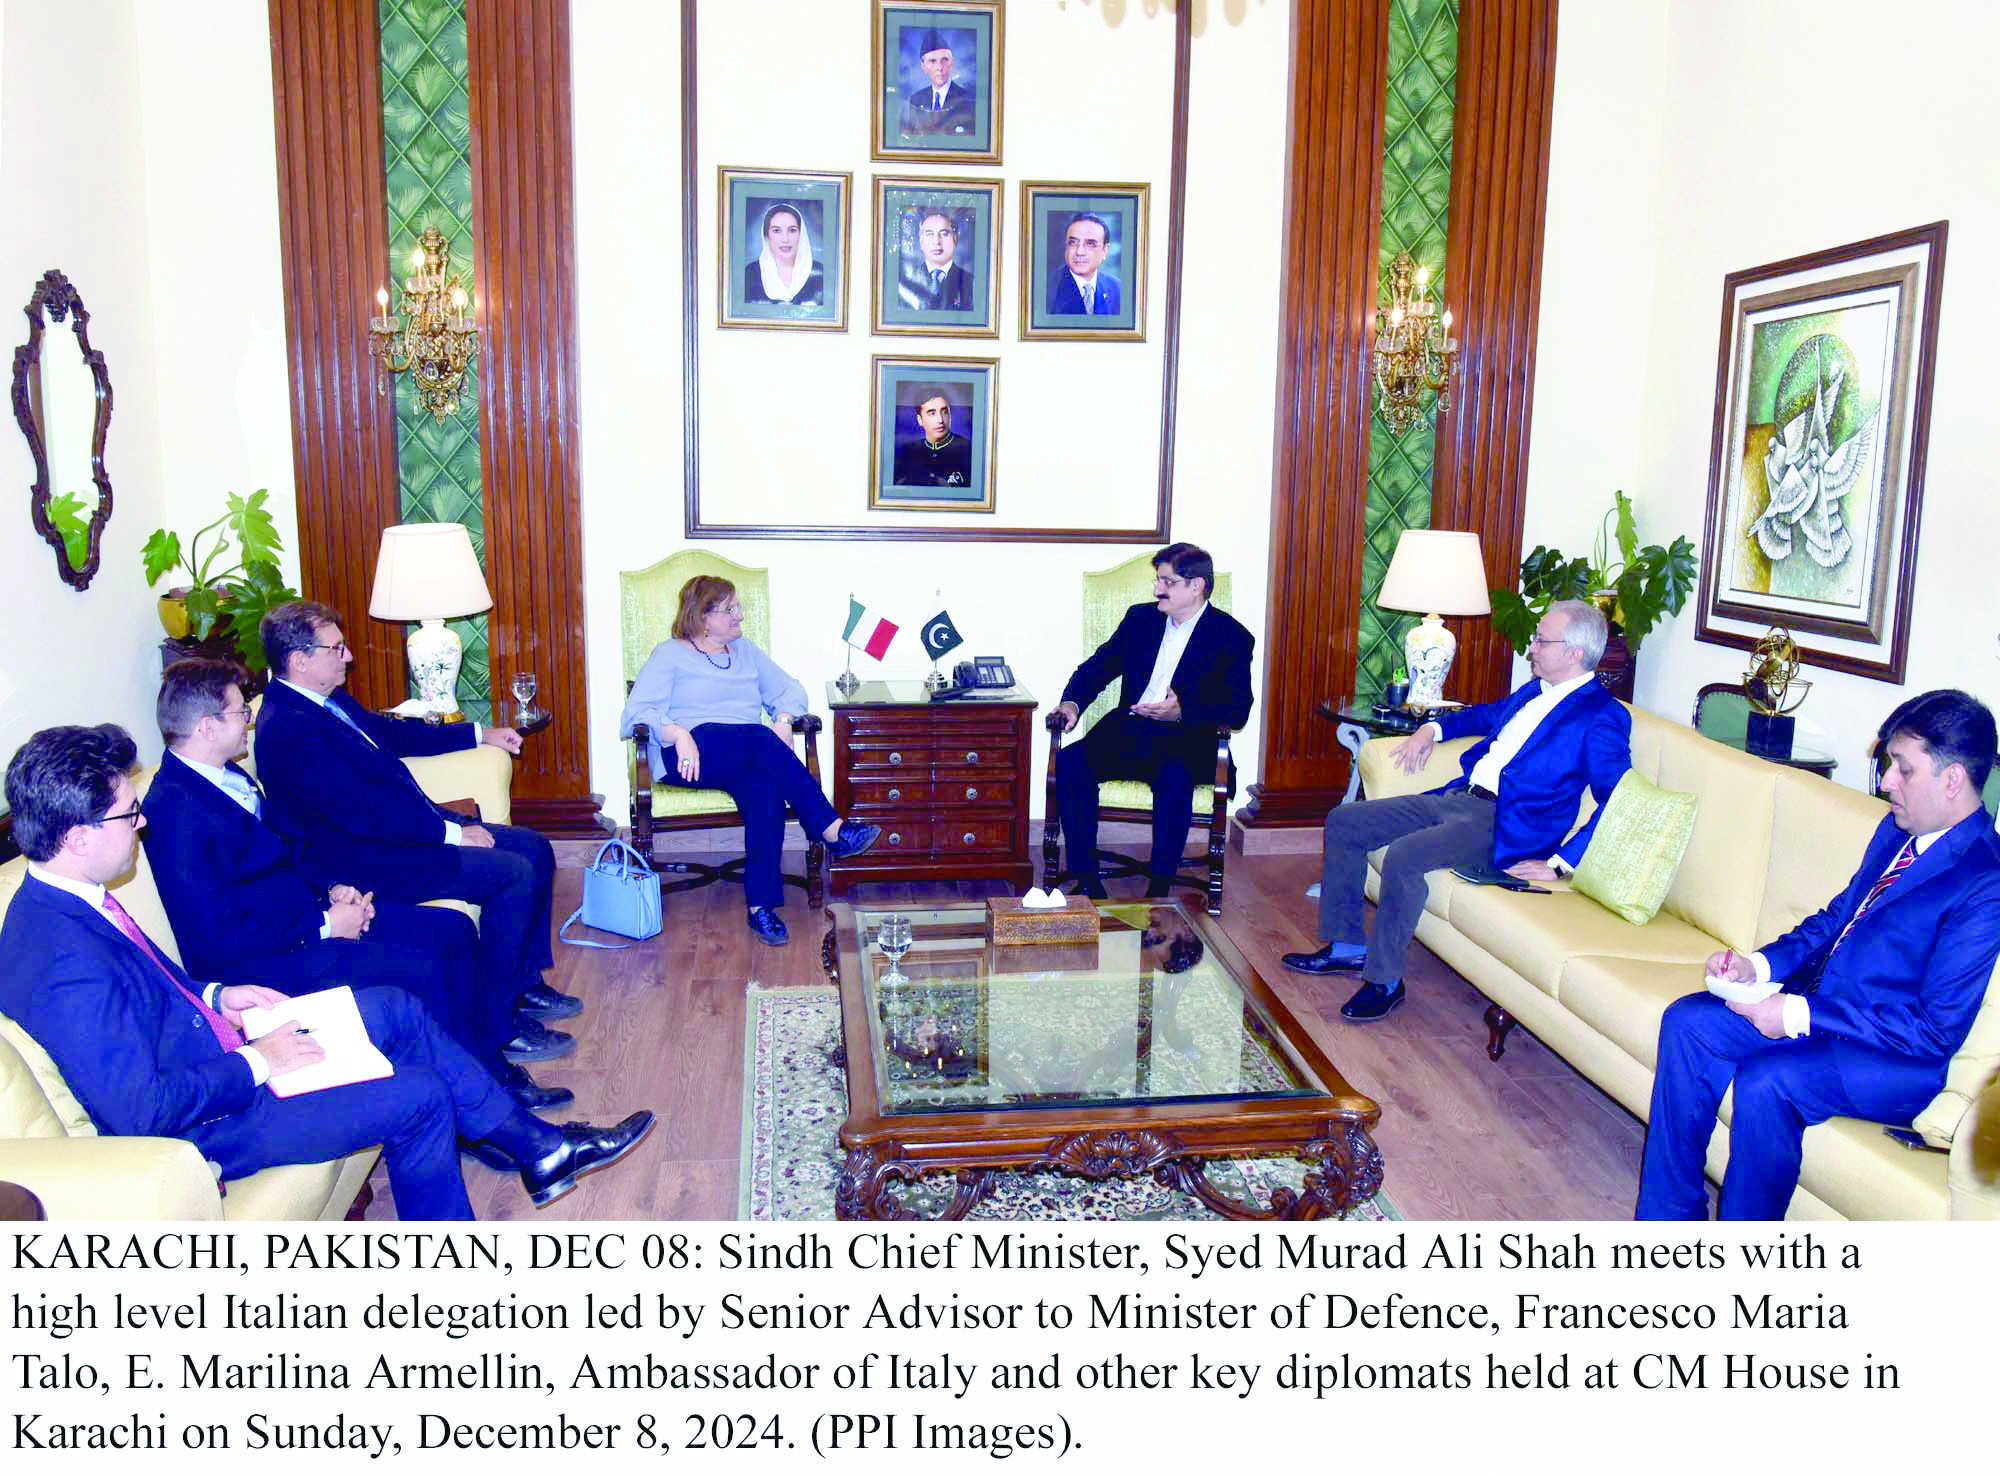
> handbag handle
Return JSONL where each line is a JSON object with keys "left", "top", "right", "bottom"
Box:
{"left": 589, "top": 837, "right": 654, "bottom": 877}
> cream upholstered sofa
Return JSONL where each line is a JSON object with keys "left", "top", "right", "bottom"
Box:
{"left": 0, "top": 741, "right": 511, "bottom": 1220}
{"left": 1356, "top": 704, "right": 2000, "bottom": 1220}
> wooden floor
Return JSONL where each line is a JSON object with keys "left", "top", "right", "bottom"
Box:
{"left": 366, "top": 849, "right": 1646, "bottom": 1221}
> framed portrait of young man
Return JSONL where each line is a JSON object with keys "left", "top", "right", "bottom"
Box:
{"left": 1019, "top": 181, "right": 1148, "bottom": 341}
{"left": 873, "top": 176, "right": 1002, "bottom": 337}
{"left": 872, "top": 1, "right": 1002, "bottom": 165}
{"left": 869, "top": 356, "right": 998, "bottom": 513}
{"left": 717, "top": 167, "right": 851, "bottom": 330}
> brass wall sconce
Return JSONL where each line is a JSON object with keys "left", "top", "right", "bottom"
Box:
{"left": 368, "top": 226, "right": 478, "bottom": 422}
{"left": 1373, "top": 251, "right": 1458, "bottom": 434}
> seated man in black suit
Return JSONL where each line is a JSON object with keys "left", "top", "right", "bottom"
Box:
{"left": 142, "top": 658, "right": 569, "bottom": 1111}
{"left": 1052, "top": 542, "right": 1255, "bottom": 898}
{"left": 251, "top": 601, "right": 577, "bottom": 1052}
{"left": 1, "top": 725, "right": 651, "bottom": 1217}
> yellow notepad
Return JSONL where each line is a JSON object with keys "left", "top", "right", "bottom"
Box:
{"left": 240, "top": 986, "right": 395, "bottom": 1098}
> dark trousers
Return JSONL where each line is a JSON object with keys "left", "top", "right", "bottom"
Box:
{"left": 321, "top": 822, "right": 556, "bottom": 1004}
{"left": 1635, "top": 993, "right": 1940, "bottom": 1220}
{"left": 661, "top": 723, "right": 837, "bottom": 910}
{"left": 1055, "top": 713, "right": 1205, "bottom": 885}
{"left": 195, "top": 985, "right": 515, "bottom": 1220}
{"left": 217, "top": 902, "right": 505, "bottom": 1062}
{"left": 1318, "top": 789, "right": 1495, "bottom": 987}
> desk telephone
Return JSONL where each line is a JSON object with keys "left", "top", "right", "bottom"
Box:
{"left": 931, "top": 656, "right": 1016, "bottom": 701}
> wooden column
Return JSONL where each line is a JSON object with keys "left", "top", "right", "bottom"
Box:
{"left": 267, "top": 0, "right": 403, "bottom": 707}
{"left": 1430, "top": 0, "right": 1560, "bottom": 704}
{"left": 466, "top": 0, "right": 602, "bottom": 834}
{"left": 1237, "top": 0, "right": 1392, "bottom": 830}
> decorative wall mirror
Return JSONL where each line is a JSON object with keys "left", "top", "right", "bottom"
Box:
{"left": 12, "top": 269, "right": 113, "bottom": 589}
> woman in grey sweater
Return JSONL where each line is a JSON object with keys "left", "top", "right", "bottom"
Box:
{"left": 618, "top": 576, "right": 879, "bottom": 945}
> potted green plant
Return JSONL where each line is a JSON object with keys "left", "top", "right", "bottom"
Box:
{"left": 1490, "top": 490, "right": 1696, "bottom": 658}
{"left": 142, "top": 489, "right": 300, "bottom": 673}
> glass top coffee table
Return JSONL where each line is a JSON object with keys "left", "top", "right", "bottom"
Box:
{"left": 821, "top": 900, "right": 1382, "bottom": 1220}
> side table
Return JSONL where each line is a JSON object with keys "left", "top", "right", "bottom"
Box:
{"left": 826, "top": 681, "right": 1038, "bottom": 893}
{"left": 1716, "top": 737, "right": 1838, "bottom": 778}
{"left": 1316, "top": 697, "right": 1425, "bottom": 806}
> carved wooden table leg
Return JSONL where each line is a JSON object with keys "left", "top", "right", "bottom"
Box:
{"left": 1156, "top": 1121, "right": 1384, "bottom": 1220}
{"left": 835, "top": 1143, "right": 996, "bottom": 1221}
{"left": 820, "top": 920, "right": 839, "bottom": 985}
{"left": 1484, "top": 1003, "right": 1518, "bottom": 1060}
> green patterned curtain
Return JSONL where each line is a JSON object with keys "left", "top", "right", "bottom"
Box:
{"left": 379, "top": 0, "right": 490, "bottom": 723}
{"left": 1354, "top": 0, "right": 1458, "bottom": 702}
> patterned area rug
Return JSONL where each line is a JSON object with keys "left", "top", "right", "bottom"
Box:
{"left": 738, "top": 985, "right": 1397, "bottom": 1222}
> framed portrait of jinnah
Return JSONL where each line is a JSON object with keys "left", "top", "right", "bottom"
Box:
{"left": 872, "top": 1, "right": 1003, "bottom": 165}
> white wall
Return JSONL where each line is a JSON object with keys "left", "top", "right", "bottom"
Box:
{"left": 574, "top": 0, "right": 1290, "bottom": 817}
{"left": 1528, "top": 0, "right": 2000, "bottom": 786}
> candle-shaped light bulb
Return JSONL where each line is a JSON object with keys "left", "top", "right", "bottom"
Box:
{"left": 1391, "top": 305, "right": 1404, "bottom": 327}
{"left": 1415, "top": 266, "right": 1429, "bottom": 289}
{"left": 412, "top": 246, "right": 426, "bottom": 269}
{"left": 1442, "top": 309, "right": 1453, "bottom": 330}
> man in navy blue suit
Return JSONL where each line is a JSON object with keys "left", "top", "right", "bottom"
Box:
{"left": 1637, "top": 689, "right": 2000, "bottom": 1220}
{"left": 1052, "top": 542, "right": 1255, "bottom": 899}
{"left": 0, "top": 725, "right": 652, "bottom": 1217}
{"left": 1284, "top": 600, "right": 1631, "bottom": 1020}
{"left": 252, "top": 601, "right": 578, "bottom": 1053}
{"left": 1047, "top": 214, "right": 1121, "bottom": 318}
{"left": 141, "top": 658, "right": 569, "bottom": 1112}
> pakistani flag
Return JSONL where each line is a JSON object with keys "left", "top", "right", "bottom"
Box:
{"left": 842, "top": 598, "right": 899, "bottom": 660}
{"left": 920, "top": 610, "right": 965, "bottom": 661}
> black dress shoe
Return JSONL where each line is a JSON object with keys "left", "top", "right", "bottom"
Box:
{"left": 499, "top": 1061, "right": 574, "bottom": 1110}
{"left": 1144, "top": 878, "right": 1175, "bottom": 900}
{"left": 1074, "top": 878, "right": 1109, "bottom": 900}
{"left": 825, "top": 820, "right": 882, "bottom": 861}
{"left": 1281, "top": 943, "right": 1368, "bottom": 975}
{"left": 516, "top": 981, "right": 583, "bottom": 1021}
{"left": 1340, "top": 980, "right": 1407, "bottom": 1022}
{"left": 500, "top": 1018, "right": 576, "bottom": 1062}
{"left": 746, "top": 906, "right": 789, "bottom": 946}
{"left": 462, "top": 1139, "right": 517, "bottom": 1170}
{"left": 520, "top": 1112, "right": 656, "bottom": 1207}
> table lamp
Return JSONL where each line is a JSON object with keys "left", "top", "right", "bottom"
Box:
{"left": 1377, "top": 529, "right": 1490, "bottom": 709}
{"left": 368, "top": 522, "right": 493, "bottom": 716}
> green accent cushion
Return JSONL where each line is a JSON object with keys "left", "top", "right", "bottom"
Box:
{"left": 650, "top": 785, "right": 741, "bottom": 821}
{"left": 1569, "top": 772, "right": 1699, "bottom": 926}
{"left": 1099, "top": 780, "right": 1218, "bottom": 813}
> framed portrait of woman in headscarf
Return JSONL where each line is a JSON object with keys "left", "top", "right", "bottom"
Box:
{"left": 718, "top": 167, "right": 851, "bottom": 331}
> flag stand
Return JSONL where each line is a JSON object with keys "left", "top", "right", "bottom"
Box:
{"left": 835, "top": 642, "right": 860, "bottom": 696}
{"left": 923, "top": 660, "right": 948, "bottom": 693}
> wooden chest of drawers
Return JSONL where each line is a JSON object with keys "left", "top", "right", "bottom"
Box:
{"left": 825, "top": 680, "right": 1038, "bottom": 893}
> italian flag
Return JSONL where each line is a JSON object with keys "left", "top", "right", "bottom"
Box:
{"left": 842, "top": 598, "right": 899, "bottom": 660}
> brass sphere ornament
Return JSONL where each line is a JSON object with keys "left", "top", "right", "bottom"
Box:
{"left": 1744, "top": 626, "right": 1811, "bottom": 717}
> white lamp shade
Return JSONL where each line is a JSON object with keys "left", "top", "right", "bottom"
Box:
{"left": 1377, "top": 529, "right": 1491, "bottom": 616}
{"left": 368, "top": 522, "right": 493, "bottom": 621}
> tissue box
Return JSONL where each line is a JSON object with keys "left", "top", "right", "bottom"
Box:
{"left": 990, "top": 940, "right": 1102, "bottom": 974}
{"left": 987, "top": 895, "right": 1101, "bottom": 944}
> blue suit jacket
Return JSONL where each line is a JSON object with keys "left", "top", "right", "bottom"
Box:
{"left": 254, "top": 680, "right": 475, "bottom": 851}
{"left": 1061, "top": 602, "right": 1254, "bottom": 765}
{"left": 0, "top": 874, "right": 255, "bottom": 1142}
{"left": 1431, "top": 677, "right": 1632, "bottom": 868}
{"left": 142, "top": 751, "right": 328, "bottom": 979}
{"left": 1766, "top": 810, "right": 2000, "bottom": 1063}
{"left": 1048, "top": 270, "right": 1121, "bottom": 317}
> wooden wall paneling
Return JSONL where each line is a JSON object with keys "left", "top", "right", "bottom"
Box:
{"left": 267, "top": 0, "right": 403, "bottom": 707}
{"left": 1237, "top": 0, "right": 1392, "bottom": 831}
{"left": 466, "top": 0, "right": 603, "bottom": 833}
{"left": 1429, "top": 0, "right": 1559, "bottom": 705}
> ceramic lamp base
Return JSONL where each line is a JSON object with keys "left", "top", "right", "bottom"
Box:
{"left": 406, "top": 617, "right": 463, "bottom": 714}
{"left": 1403, "top": 614, "right": 1457, "bottom": 709}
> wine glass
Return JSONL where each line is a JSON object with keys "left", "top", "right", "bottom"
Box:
{"left": 876, "top": 914, "right": 914, "bottom": 987}
{"left": 510, "top": 671, "right": 539, "bottom": 723}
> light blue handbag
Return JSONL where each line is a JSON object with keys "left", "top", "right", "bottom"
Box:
{"left": 558, "top": 839, "right": 662, "bottom": 948}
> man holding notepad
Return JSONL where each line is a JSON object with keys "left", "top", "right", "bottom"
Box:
{"left": 0, "top": 725, "right": 653, "bottom": 1218}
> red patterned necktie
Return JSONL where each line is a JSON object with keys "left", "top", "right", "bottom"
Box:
{"left": 101, "top": 893, "right": 244, "bottom": 1052}
{"left": 1827, "top": 836, "right": 1917, "bottom": 958}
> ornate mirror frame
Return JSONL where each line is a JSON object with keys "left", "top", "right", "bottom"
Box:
{"left": 12, "top": 269, "right": 114, "bottom": 589}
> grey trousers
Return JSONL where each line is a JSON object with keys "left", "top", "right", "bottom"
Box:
{"left": 1317, "top": 790, "right": 1496, "bottom": 987}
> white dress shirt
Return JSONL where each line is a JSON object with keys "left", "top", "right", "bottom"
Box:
{"left": 277, "top": 679, "right": 468, "bottom": 845}
{"left": 1138, "top": 603, "right": 1206, "bottom": 708}
{"left": 25, "top": 863, "right": 270, "bottom": 1085}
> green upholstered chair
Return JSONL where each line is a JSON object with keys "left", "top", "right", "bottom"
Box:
{"left": 1041, "top": 552, "right": 1237, "bottom": 914}
{"left": 1691, "top": 682, "right": 1752, "bottom": 745}
{"left": 620, "top": 551, "right": 825, "bottom": 907}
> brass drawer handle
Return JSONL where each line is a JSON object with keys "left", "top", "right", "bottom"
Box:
{"left": 888, "top": 832, "right": 903, "bottom": 847}
{"left": 887, "top": 787, "right": 902, "bottom": 802}
{"left": 965, "top": 750, "right": 979, "bottom": 764}
{"left": 889, "top": 751, "right": 904, "bottom": 765}
{"left": 962, "top": 831, "right": 976, "bottom": 846}
{"left": 964, "top": 785, "right": 978, "bottom": 801}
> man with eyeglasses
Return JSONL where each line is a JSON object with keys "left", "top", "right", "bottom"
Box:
{"left": 252, "top": 601, "right": 576, "bottom": 1061}
{"left": 1282, "top": 599, "right": 1630, "bottom": 1022}
{"left": 1050, "top": 541, "right": 1255, "bottom": 899}
{"left": 140, "top": 659, "right": 567, "bottom": 1112}
{"left": 0, "top": 724, "right": 654, "bottom": 1216}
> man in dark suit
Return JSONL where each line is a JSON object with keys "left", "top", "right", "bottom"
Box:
{"left": 141, "top": 658, "right": 570, "bottom": 1111}
{"left": 0, "top": 725, "right": 652, "bottom": 1217}
{"left": 1052, "top": 542, "right": 1255, "bottom": 898}
{"left": 1047, "top": 214, "right": 1121, "bottom": 318}
{"left": 898, "top": 33, "right": 976, "bottom": 138}
{"left": 899, "top": 211, "right": 972, "bottom": 312}
{"left": 252, "top": 601, "right": 577, "bottom": 1048}
{"left": 1283, "top": 600, "right": 1631, "bottom": 1021}
{"left": 1637, "top": 689, "right": 2000, "bottom": 1220}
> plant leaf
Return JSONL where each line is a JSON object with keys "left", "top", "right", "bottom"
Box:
{"left": 47, "top": 492, "right": 92, "bottom": 569}
{"left": 1613, "top": 489, "right": 1640, "bottom": 567}
{"left": 1615, "top": 566, "right": 1658, "bottom": 649}
{"left": 142, "top": 530, "right": 183, "bottom": 587}
{"left": 226, "top": 488, "right": 284, "bottom": 569}
{"left": 221, "top": 559, "right": 301, "bottom": 673}
{"left": 1659, "top": 536, "right": 1698, "bottom": 612}
{"left": 184, "top": 585, "right": 223, "bottom": 641}
{"left": 1489, "top": 588, "right": 1541, "bottom": 654}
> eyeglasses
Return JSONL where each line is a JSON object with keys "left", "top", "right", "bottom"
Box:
{"left": 1526, "top": 634, "right": 1565, "bottom": 648}
{"left": 93, "top": 805, "right": 144, "bottom": 828}
{"left": 1154, "top": 575, "right": 1188, "bottom": 589}
{"left": 308, "top": 641, "right": 350, "bottom": 655}
{"left": 212, "top": 706, "right": 253, "bottom": 722}
{"left": 707, "top": 604, "right": 744, "bottom": 618}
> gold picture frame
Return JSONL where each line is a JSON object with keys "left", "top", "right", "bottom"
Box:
{"left": 869, "top": 354, "right": 999, "bottom": 513}
{"left": 1018, "top": 180, "right": 1149, "bottom": 342}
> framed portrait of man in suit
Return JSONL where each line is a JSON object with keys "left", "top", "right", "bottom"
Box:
{"left": 873, "top": 176, "right": 1002, "bottom": 337}
{"left": 1020, "top": 181, "right": 1149, "bottom": 341}
{"left": 718, "top": 167, "right": 851, "bottom": 331}
{"left": 872, "top": 1, "right": 1002, "bottom": 164}
{"left": 870, "top": 355, "right": 998, "bottom": 513}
